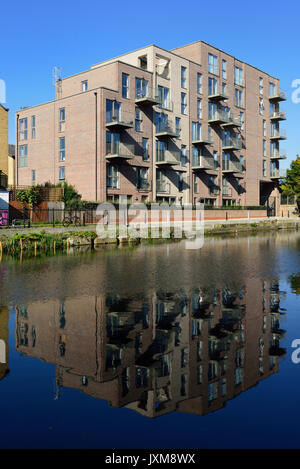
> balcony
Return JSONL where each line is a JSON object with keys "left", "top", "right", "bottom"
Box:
{"left": 222, "top": 187, "right": 233, "bottom": 197}
{"left": 155, "top": 122, "right": 178, "bottom": 138}
{"left": 270, "top": 129, "right": 287, "bottom": 140}
{"left": 270, "top": 170, "right": 280, "bottom": 179}
{"left": 209, "top": 185, "right": 220, "bottom": 196}
{"left": 208, "top": 111, "right": 231, "bottom": 125}
{"left": 192, "top": 134, "right": 214, "bottom": 145}
{"left": 269, "top": 90, "right": 286, "bottom": 102}
{"left": 135, "top": 87, "right": 162, "bottom": 106}
{"left": 222, "top": 160, "right": 243, "bottom": 174}
{"left": 156, "top": 149, "right": 180, "bottom": 166}
{"left": 106, "top": 111, "right": 134, "bottom": 130}
{"left": 270, "top": 111, "right": 286, "bottom": 121}
{"left": 105, "top": 142, "right": 135, "bottom": 160}
{"left": 137, "top": 180, "right": 152, "bottom": 191}
{"left": 222, "top": 115, "right": 242, "bottom": 128}
{"left": 192, "top": 155, "right": 216, "bottom": 171}
{"left": 270, "top": 149, "right": 287, "bottom": 160}
{"left": 222, "top": 137, "right": 243, "bottom": 151}
{"left": 156, "top": 181, "right": 171, "bottom": 194}
{"left": 208, "top": 89, "right": 229, "bottom": 101}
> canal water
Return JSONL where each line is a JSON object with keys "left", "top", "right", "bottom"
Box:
{"left": 0, "top": 231, "right": 300, "bottom": 449}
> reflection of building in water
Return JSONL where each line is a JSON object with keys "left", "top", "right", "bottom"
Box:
{"left": 15, "top": 279, "right": 286, "bottom": 418}
{"left": 0, "top": 306, "right": 9, "bottom": 380}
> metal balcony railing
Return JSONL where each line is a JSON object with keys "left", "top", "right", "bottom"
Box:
{"left": 155, "top": 121, "right": 178, "bottom": 138}
{"left": 269, "top": 90, "right": 286, "bottom": 101}
{"left": 270, "top": 149, "right": 287, "bottom": 160}
{"left": 270, "top": 111, "right": 286, "bottom": 121}
{"left": 192, "top": 134, "right": 214, "bottom": 145}
{"left": 106, "top": 110, "right": 134, "bottom": 129}
{"left": 192, "top": 155, "right": 216, "bottom": 170}
{"left": 270, "top": 169, "right": 280, "bottom": 179}
{"left": 208, "top": 111, "right": 231, "bottom": 124}
{"left": 135, "top": 87, "right": 161, "bottom": 105}
{"left": 270, "top": 129, "right": 287, "bottom": 140}
{"left": 222, "top": 160, "right": 243, "bottom": 173}
{"left": 208, "top": 89, "right": 229, "bottom": 100}
{"left": 222, "top": 115, "right": 242, "bottom": 128}
{"left": 156, "top": 149, "right": 180, "bottom": 165}
{"left": 222, "top": 137, "right": 243, "bottom": 150}
{"left": 105, "top": 142, "right": 135, "bottom": 160}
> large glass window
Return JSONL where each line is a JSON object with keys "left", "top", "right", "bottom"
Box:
{"left": 192, "top": 122, "right": 202, "bottom": 140}
{"left": 106, "top": 99, "right": 121, "bottom": 122}
{"left": 197, "top": 98, "right": 202, "bottom": 119}
{"left": 208, "top": 53, "right": 218, "bottom": 75}
{"left": 208, "top": 77, "right": 218, "bottom": 96}
{"left": 158, "top": 86, "right": 170, "bottom": 110}
{"left": 106, "top": 131, "right": 120, "bottom": 154}
{"left": 122, "top": 73, "right": 129, "bottom": 99}
{"left": 142, "top": 137, "right": 149, "bottom": 161}
{"left": 135, "top": 77, "right": 148, "bottom": 99}
{"left": 59, "top": 108, "right": 65, "bottom": 132}
{"left": 222, "top": 59, "right": 227, "bottom": 79}
{"left": 197, "top": 73, "right": 202, "bottom": 93}
{"left": 59, "top": 137, "right": 65, "bottom": 161}
{"left": 181, "top": 92, "right": 187, "bottom": 114}
{"left": 135, "top": 108, "right": 142, "bottom": 131}
{"left": 19, "top": 118, "right": 28, "bottom": 141}
{"left": 107, "top": 165, "right": 119, "bottom": 188}
{"left": 181, "top": 66, "right": 187, "bottom": 88}
{"left": 234, "top": 66, "right": 244, "bottom": 86}
{"left": 31, "top": 116, "right": 36, "bottom": 139}
{"left": 19, "top": 144, "right": 28, "bottom": 167}
{"left": 59, "top": 166, "right": 65, "bottom": 181}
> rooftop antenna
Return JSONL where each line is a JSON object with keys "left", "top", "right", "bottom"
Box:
{"left": 52, "top": 66, "right": 62, "bottom": 99}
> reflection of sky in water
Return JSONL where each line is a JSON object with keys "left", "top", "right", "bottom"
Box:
{"left": 0, "top": 231, "right": 299, "bottom": 448}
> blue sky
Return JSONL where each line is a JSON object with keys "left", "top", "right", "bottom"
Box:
{"left": 1, "top": 0, "right": 299, "bottom": 169}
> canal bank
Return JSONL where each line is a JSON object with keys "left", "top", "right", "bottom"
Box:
{"left": 0, "top": 216, "right": 299, "bottom": 258}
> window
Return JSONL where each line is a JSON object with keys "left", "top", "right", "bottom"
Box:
{"left": 175, "top": 117, "right": 181, "bottom": 137}
{"left": 194, "top": 173, "right": 198, "bottom": 193}
{"left": 263, "top": 160, "right": 266, "bottom": 177}
{"left": 208, "top": 77, "right": 218, "bottom": 96}
{"left": 158, "top": 85, "right": 170, "bottom": 110}
{"left": 181, "top": 145, "right": 187, "bottom": 166}
{"left": 32, "top": 170, "right": 36, "bottom": 185}
{"left": 208, "top": 382, "right": 218, "bottom": 402}
{"left": 59, "top": 166, "right": 65, "bottom": 181}
{"left": 197, "top": 98, "right": 202, "bottom": 119}
{"left": 235, "top": 66, "right": 244, "bottom": 86}
{"left": 59, "top": 137, "right": 65, "bottom": 161}
{"left": 222, "top": 59, "right": 227, "bottom": 79}
{"left": 181, "top": 66, "right": 187, "bottom": 88}
{"left": 269, "top": 82, "right": 276, "bottom": 98}
{"left": 81, "top": 80, "right": 88, "bottom": 92}
{"left": 19, "top": 118, "right": 28, "bottom": 141}
{"left": 213, "top": 151, "right": 218, "bottom": 169}
{"left": 106, "top": 99, "right": 121, "bottom": 122}
{"left": 197, "top": 365, "right": 203, "bottom": 384}
{"left": 270, "top": 141, "right": 277, "bottom": 158}
{"left": 208, "top": 53, "right": 218, "bottom": 75}
{"left": 139, "top": 55, "right": 147, "bottom": 70}
{"left": 197, "top": 72, "right": 202, "bottom": 93}
{"left": 137, "top": 167, "right": 149, "bottom": 190}
{"left": 222, "top": 82, "right": 227, "bottom": 96}
{"left": 135, "top": 77, "right": 148, "bottom": 99}
{"left": 142, "top": 138, "right": 149, "bottom": 161}
{"left": 235, "top": 88, "right": 244, "bottom": 108}
{"left": 259, "top": 97, "right": 264, "bottom": 115}
{"left": 59, "top": 108, "right": 65, "bottom": 132}
{"left": 31, "top": 116, "right": 36, "bottom": 139}
{"left": 263, "top": 119, "right": 266, "bottom": 137}
{"left": 122, "top": 73, "right": 129, "bottom": 98}
{"left": 259, "top": 77, "right": 263, "bottom": 95}
{"left": 192, "top": 122, "right": 202, "bottom": 141}
{"left": 135, "top": 108, "right": 142, "bottom": 131}
{"left": 19, "top": 144, "right": 28, "bottom": 167}
{"left": 106, "top": 131, "right": 120, "bottom": 154}
{"left": 240, "top": 112, "right": 244, "bottom": 130}
{"left": 208, "top": 102, "right": 218, "bottom": 120}
{"left": 181, "top": 92, "right": 187, "bottom": 114}
{"left": 107, "top": 165, "right": 119, "bottom": 188}
{"left": 178, "top": 173, "right": 183, "bottom": 192}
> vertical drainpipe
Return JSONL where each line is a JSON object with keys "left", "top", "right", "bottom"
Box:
{"left": 16, "top": 114, "right": 19, "bottom": 186}
{"left": 94, "top": 92, "right": 98, "bottom": 201}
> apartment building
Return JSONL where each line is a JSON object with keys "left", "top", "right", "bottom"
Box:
{"left": 16, "top": 41, "right": 287, "bottom": 212}
{"left": 0, "top": 104, "right": 8, "bottom": 187}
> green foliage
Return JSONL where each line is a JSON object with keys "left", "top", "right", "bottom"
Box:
{"left": 16, "top": 187, "right": 40, "bottom": 208}
{"left": 59, "top": 182, "right": 82, "bottom": 208}
{"left": 281, "top": 155, "right": 300, "bottom": 209}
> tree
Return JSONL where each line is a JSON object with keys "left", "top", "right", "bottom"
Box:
{"left": 59, "top": 182, "right": 82, "bottom": 209}
{"left": 281, "top": 155, "right": 300, "bottom": 212}
{"left": 16, "top": 187, "right": 40, "bottom": 221}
